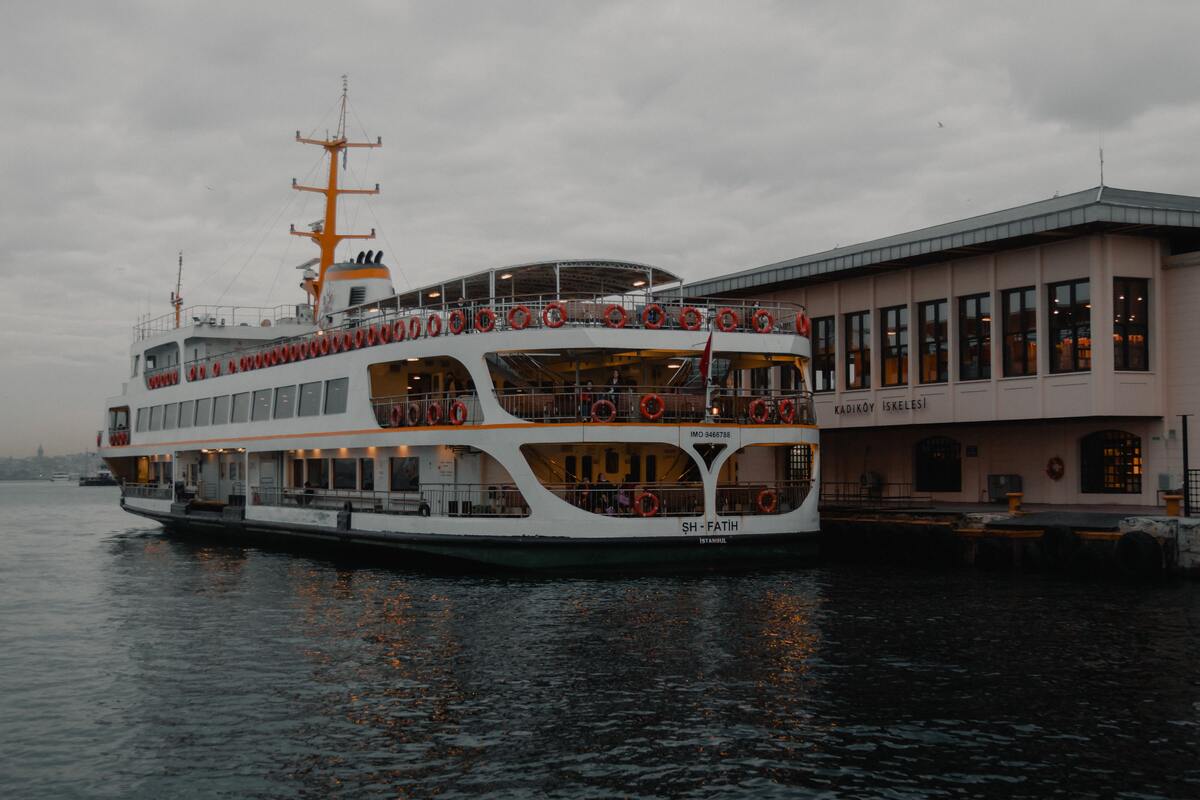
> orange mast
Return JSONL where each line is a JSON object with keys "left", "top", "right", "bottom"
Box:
{"left": 290, "top": 76, "right": 380, "bottom": 320}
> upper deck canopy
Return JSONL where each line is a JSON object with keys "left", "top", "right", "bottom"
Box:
{"left": 393, "top": 260, "right": 681, "bottom": 307}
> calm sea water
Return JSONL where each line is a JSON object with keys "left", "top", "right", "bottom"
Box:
{"left": 0, "top": 481, "right": 1197, "bottom": 799}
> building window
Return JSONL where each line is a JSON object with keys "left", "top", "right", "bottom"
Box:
{"left": 844, "top": 311, "right": 871, "bottom": 390}
{"left": 880, "top": 305, "right": 908, "bottom": 386}
{"left": 1002, "top": 287, "right": 1037, "bottom": 376}
{"left": 325, "top": 378, "right": 349, "bottom": 414}
{"left": 1113, "top": 278, "right": 1149, "bottom": 371}
{"left": 1080, "top": 430, "right": 1142, "bottom": 494}
{"left": 274, "top": 385, "right": 297, "bottom": 419}
{"left": 811, "top": 316, "right": 835, "bottom": 392}
{"left": 389, "top": 456, "right": 419, "bottom": 491}
{"left": 332, "top": 458, "right": 356, "bottom": 490}
{"left": 1048, "top": 279, "right": 1091, "bottom": 373}
{"left": 251, "top": 389, "right": 272, "bottom": 421}
{"left": 958, "top": 294, "right": 991, "bottom": 381}
{"left": 918, "top": 299, "right": 948, "bottom": 384}
{"left": 914, "top": 436, "right": 961, "bottom": 492}
{"left": 787, "top": 444, "right": 813, "bottom": 484}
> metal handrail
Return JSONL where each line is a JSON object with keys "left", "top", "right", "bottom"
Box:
{"left": 715, "top": 480, "right": 813, "bottom": 515}
{"left": 370, "top": 392, "right": 482, "bottom": 428}
{"left": 251, "top": 483, "right": 530, "bottom": 517}
{"left": 495, "top": 385, "right": 815, "bottom": 425}
{"left": 540, "top": 480, "right": 704, "bottom": 517}
{"left": 135, "top": 304, "right": 299, "bottom": 341}
{"left": 122, "top": 483, "right": 172, "bottom": 499}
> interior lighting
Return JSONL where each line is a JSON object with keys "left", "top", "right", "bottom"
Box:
{"left": 710, "top": 406, "right": 720, "bottom": 416}
{"left": 667, "top": 363, "right": 681, "bottom": 369}
{"left": 499, "top": 273, "right": 513, "bottom": 280}
{"left": 429, "top": 291, "right": 441, "bottom": 298}
{"left": 406, "top": 357, "right": 419, "bottom": 362}
{"left": 632, "top": 280, "right": 646, "bottom": 287}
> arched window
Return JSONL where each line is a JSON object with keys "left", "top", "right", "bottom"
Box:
{"left": 1080, "top": 430, "right": 1142, "bottom": 494}
{"left": 914, "top": 436, "right": 961, "bottom": 492}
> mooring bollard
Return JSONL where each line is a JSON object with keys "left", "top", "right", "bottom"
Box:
{"left": 1007, "top": 492, "right": 1023, "bottom": 514}
{"left": 1164, "top": 493, "right": 1183, "bottom": 517}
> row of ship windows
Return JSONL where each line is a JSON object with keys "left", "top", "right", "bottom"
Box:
{"left": 134, "top": 378, "right": 349, "bottom": 433}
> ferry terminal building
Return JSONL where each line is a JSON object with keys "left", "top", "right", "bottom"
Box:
{"left": 686, "top": 187, "right": 1200, "bottom": 507}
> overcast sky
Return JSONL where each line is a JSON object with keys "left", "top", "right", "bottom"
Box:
{"left": 4, "top": 0, "right": 1199, "bottom": 457}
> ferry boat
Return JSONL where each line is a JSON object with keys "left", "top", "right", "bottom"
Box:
{"left": 98, "top": 92, "right": 820, "bottom": 569}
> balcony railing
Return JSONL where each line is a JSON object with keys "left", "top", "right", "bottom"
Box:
{"left": 123, "top": 483, "right": 172, "bottom": 500}
{"left": 371, "top": 392, "right": 482, "bottom": 428}
{"left": 172, "top": 291, "right": 810, "bottom": 385}
{"left": 135, "top": 304, "right": 300, "bottom": 341}
{"left": 495, "top": 386, "right": 815, "bottom": 425}
{"left": 251, "top": 484, "right": 530, "bottom": 517}
{"left": 716, "top": 480, "right": 812, "bottom": 515}
{"left": 541, "top": 481, "right": 704, "bottom": 517}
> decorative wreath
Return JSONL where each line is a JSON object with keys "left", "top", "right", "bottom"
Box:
{"left": 1045, "top": 456, "right": 1065, "bottom": 481}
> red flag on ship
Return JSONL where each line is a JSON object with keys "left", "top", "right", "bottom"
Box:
{"left": 699, "top": 332, "right": 714, "bottom": 384}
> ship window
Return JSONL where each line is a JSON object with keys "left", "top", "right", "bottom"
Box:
{"left": 628, "top": 455, "right": 641, "bottom": 482}
{"left": 306, "top": 458, "right": 328, "bottom": 489}
{"left": 149, "top": 405, "right": 163, "bottom": 431}
{"left": 390, "top": 457, "right": 420, "bottom": 491}
{"left": 230, "top": 393, "right": 249, "bottom": 423}
{"left": 195, "top": 396, "right": 213, "bottom": 426}
{"left": 565, "top": 455, "right": 577, "bottom": 482}
{"left": 274, "top": 385, "right": 297, "bottom": 419}
{"left": 787, "top": 445, "right": 813, "bottom": 483}
{"left": 178, "top": 400, "right": 194, "bottom": 429}
{"left": 333, "top": 459, "right": 356, "bottom": 490}
{"left": 914, "top": 436, "right": 961, "bottom": 492}
{"left": 1081, "top": 430, "right": 1142, "bottom": 494}
{"left": 251, "top": 389, "right": 272, "bottom": 421}
{"left": 605, "top": 449, "right": 619, "bottom": 474}
{"left": 349, "top": 286, "right": 367, "bottom": 306}
{"left": 360, "top": 458, "right": 374, "bottom": 491}
{"left": 212, "top": 394, "right": 231, "bottom": 425}
{"left": 646, "top": 454, "right": 657, "bottom": 483}
{"left": 291, "top": 459, "right": 304, "bottom": 488}
{"left": 162, "top": 403, "right": 178, "bottom": 430}
{"left": 582, "top": 455, "right": 593, "bottom": 481}
{"left": 324, "top": 378, "right": 349, "bottom": 414}
{"left": 298, "top": 382, "right": 322, "bottom": 417}
{"left": 136, "top": 407, "right": 147, "bottom": 432}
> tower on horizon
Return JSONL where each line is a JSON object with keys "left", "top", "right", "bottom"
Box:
{"left": 36, "top": 444, "right": 44, "bottom": 459}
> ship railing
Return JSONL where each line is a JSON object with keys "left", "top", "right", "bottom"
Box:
{"left": 123, "top": 483, "right": 172, "bottom": 500}
{"left": 250, "top": 483, "right": 530, "bottom": 517}
{"left": 715, "top": 479, "right": 813, "bottom": 515}
{"left": 819, "top": 481, "right": 932, "bottom": 509}
{"left": 134, "top": 304, "right": 298, "bottom": 341}
{"left": 172, "top": 291, "right": 810, "bottom": 384}
{"left": 370, "top": 392, "right": 483, "bottom": 428}
{"left": 541, "top": 481, "right": 705, "bottom": 517}
{"left": 495, "top": 386, "right": 815, "bottom": 425}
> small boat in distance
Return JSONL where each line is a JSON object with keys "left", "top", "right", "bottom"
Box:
{"left": 79, "top": 467, "right": 119, "bottom": 487}
{"left": 97, "top": 86, "right": 821, "bottom": 569}
{"left": 49, "top": 472, "right": 73, "bottom": 482}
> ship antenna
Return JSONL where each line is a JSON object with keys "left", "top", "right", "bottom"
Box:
{"left": 291, "top": 78, "right": 381, "bottom": 320}
{"left": 171, "top": 250, "right": 184, "bottom": 329}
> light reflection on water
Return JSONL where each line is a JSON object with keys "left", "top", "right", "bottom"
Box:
{"left": 0, "top": 481, "right": 1197, "bottom": 798}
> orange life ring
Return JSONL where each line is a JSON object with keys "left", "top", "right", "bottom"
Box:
{"left": 641, "top": 304, "right": 665, "bottom": 329}
{"left": 320, "top": 336, "right": 331, "bottom": 355}
{"left": 253, "top": 351, "right": 263, "bottom": 367}
{"left": 291, "top": 343, "right": 302, "bottom": 360}
{"left": 379, "top": 323, "right": 392, "bottom": 344}
{"left": 448, "top": 309, "right": 467, "bottom": 335}
{"left": 777, "top": 398, "right": 796, "bottom": 424}
{"left": 542, "top": 301, "right": 567, "bottom": 328}
{"left": 639, "top": 393, "right": 665, "bottom": 421}
{"left": 634, "top": 491, "right": 660, "bottom": 517}
{"left": 679, "top": 306, "right": 702, "bottom": 331}
{"left": 795, "top": 311, "right": 811, "bottom": 337}
{"left": 341, "top": 332, "right": 353, "bottom": 351}
{"left": 188, "top": 365, "right": 196, "bottom": 381}
{"left": 306, "top": 340, "right": 319, "bottom": 359}
{"left": 354, "top": 328, "right": 366, "bottom": 349}
{"left": 407, "top": 402, "right": 421, "bottom": 426}
{"left": 366, "top": 325, "right": 378, "bottom": 346}
{"left": 390, "top": 405, "right": 404, "bottom": 427}
{"left": 757, "top": 488, "right": 779, "bottom": 514}
{"left": 508, "top": 305, "right": 533, "bottom": 330}
{"left": 603, "top": 304, "right": 628, "bottom": 328}
{"left": 475, "top": 308, "right": 497, "bottom": 332}
{"left": 590, "top": 398, "right": 617, "bottom": 423}
{"left": 427, "top": 314, "right": 442, "bottom": 337}
{"left": 228, "top": 359, "right": 238, "bottom": 373}
{"left": 715, "top": 307, "right": 739, "bottom": 332}
{"left": 751, "top": 308, "right": 774, "bottom": 333}
{"left": 267, "top": 348, "right": 278, "bottom": 366}
{"left": 199, "top": 364, "right": 207, "bottom": 379}
{"left": 240, "top": 356, "right": 249, "bottom": 371}
{"left": 212, "top": 361, "right": 222, "bottom": 377}
{"left": 426, "top": 401, "right": 443, "bottom": 425}
{"left": 408, "top": 317, "right": 421, "bottom": 339}
{"left": 393, "top": 320, "right": 406, "bottom": 341}
{"left": 749, "top": 397, "right": 769, "bottom": 423}
{"left": 1046, "top": 456, "right": 1065, "bottom": 481}
{"left": 449, "top": 400, "right": 468, "bottom": 425}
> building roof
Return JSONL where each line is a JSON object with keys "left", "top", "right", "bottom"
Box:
{"left": 677, "top": 186, "right": 1200, "bottom": 298}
